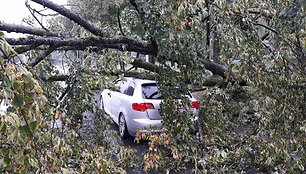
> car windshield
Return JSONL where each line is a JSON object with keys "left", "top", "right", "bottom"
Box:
{"left": 141, "top": 83, "right": 192, "bottom": 99}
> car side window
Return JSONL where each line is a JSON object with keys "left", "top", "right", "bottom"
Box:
{"left": 118, "top": 81, "right": 128, "bottom": 93}
{"left": 124, "top": 82, "right": 135, "bottom": 96}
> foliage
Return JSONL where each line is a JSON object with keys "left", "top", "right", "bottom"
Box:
{"left": 0, "top": 38, "right": 137, "bottom": 173}
{"left": 197, "top": 85, "right": 305, "bottom": 173}
{"left": 132, "top": 0, "right": 305, "bottom": 173}
{"left": 0, "top": 0, "right": 305, "bottom": 173}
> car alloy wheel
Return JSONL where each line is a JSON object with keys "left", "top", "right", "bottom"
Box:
{"left": 119, "top": 114, "right": 129, "bottom": 139}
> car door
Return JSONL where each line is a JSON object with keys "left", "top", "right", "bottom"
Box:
{"left": 101, "top": 88, "right": 112, "bottom": 116}
{"left": 110, "top": 80, "right": 129, "bottom": 123}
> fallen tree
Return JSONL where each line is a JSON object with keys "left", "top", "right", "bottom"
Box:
{"left": 0, "top": 0, "right": 304, "bottom": 173}
{"left": 0, "top": 0, "right": 232, "bottom": 85}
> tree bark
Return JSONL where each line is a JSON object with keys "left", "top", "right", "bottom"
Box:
{"left": 6, "top": 37, "right": 157, "bottom": 56}
{"left": 201, "top": 60, "right": 227, "bottom": 78}
{"left": 0, "top": 23, "right": 59, "bottom": 37}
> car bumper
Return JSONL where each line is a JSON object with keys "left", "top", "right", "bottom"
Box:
{"left": 127, "top": 118, "right": 163, "bottom": 136}
{"left": 127, "top": 117, "right": 199, "bottom": 136}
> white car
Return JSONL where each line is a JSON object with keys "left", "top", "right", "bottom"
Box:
{"left": 101, "top": 77, "right": 200, "bottom": 138}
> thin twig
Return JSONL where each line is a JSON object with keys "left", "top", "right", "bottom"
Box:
{"left": 25, "top": 1, "right": 50, "bottom": 31}
{"left": 253, "top": 23, "right": 278, "bottom": 34}
{"left": 117, "top": 6, "right": 125, "bottom": 36}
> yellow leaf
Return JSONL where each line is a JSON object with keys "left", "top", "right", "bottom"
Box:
{"left": 0, "top": 38, "right": 17, "bottom": 59}
{"left": 55, "top": 110, "right": 61, "bottom": 119}
{"left": 34, "top": 85, "right": 43, "bottom": 94}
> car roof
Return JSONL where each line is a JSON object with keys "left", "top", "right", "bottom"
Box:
{"left": 125, "top": 77, "right": 156, "bottom": 84}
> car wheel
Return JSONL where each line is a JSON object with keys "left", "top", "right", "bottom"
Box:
{"left": 119, "top": 114, "right": 129, "bottom": 139}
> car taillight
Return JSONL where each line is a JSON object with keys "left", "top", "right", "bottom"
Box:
{"left": 191, "top": 101, "right": 200, "bottom": 109}
{"left": 132, "top": 103, "right": 155, "bottom": 111}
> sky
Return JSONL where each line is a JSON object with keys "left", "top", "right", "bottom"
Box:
{"left": 0, "top": 0, "right": 67, "bottom": 36}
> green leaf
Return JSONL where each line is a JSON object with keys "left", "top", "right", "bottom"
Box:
{"left": 3, "top": 78, "right": 11, "bottom": 87}
{"left": 13, "top": 81, "right": 22, "bottom": 90}
{"left": 24, "top": 81, "right": 34, "bottom": 90}
{"left": 1, "top": 147, "right": 9, "bottom": 156}
{"left": 21, "top": 74, "right": 31, "bottom": 83}
{"left": 0, "top": 31, "right": 4, "bottom": 37}
{"left": 29, "top": 120, "right": 39, "bottom": 132}
{"left": 4, "top": 156, "right": 11, "bottom": 164}
{"left": 19, "top": 125, "right": 30, "bottom": 134}
{"left": 23, "top": 156, "right": 30, "bottom": 166}
{"left": 0, "top": 39, "right": 17, "bottom": 58}
{"left": 0, "top": 123, "right": 7, "bottom": 132}
{"left": 21, "top": 169, "right": 27, "bottom": 174}
{"left": 12, "top": 94, "right": 24, "bottom": 107}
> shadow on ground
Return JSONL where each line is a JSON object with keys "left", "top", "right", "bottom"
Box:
{"left": 108, "top": 122, "right": 193, "bottom": 174}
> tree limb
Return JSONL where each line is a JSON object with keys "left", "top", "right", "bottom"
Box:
{"left": 205, "top": 0, "right": 210, "bottom": 48}
{"left": 42, "top": 75, "right": 69, "bottom": 81}
{"left": 202, "top": 59, "right": 227, "bottom": 78}
{"left": 0, "top": 23, "right": 59, "bottom": 37}
{"left": 131, "top": 59, "right": 160, "bottom": 73}
{"left": 129, "top": 0, "right": 140, "bottom": 14}
{"left": 132, "top": 58, "right": 229, "bottom": 82}
{"left": 247, "top": 8, "right": 276, "bottom": 18}
{"left": 30, "top": 0, "right": 104, "bottom": 37}
{"left": 29, "top": 45, "right": 58, "bottom": 67}
{"left": 5, "top": 37, "right": 157, "bottom": 55}
{"left": 14, "top": 44, "right": 43, "bottom": 54}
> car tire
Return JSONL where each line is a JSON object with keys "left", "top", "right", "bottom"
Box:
{"left": 100, "top": 97, "right": 104, "bottom": 111}
{"left": 119, "top": 114, "right": 129, "bottom": 139}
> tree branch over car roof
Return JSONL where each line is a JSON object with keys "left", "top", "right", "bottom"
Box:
{"left": 0, "top": 0, "right": 241, "bottom": 85}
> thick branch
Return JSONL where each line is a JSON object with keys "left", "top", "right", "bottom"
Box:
{"left": 205, "top": 0, "right": 210, "bottom": 48}
{"left": 0, "top": 23, "right": 59, "bottom": 37}
{"left": 191, "top": 75, "right": 225, "bottom": 91}
{"left": 29, "top": 45, "right": 57, "bottom": 67}
{"left": 131, "top": 59, "right": 160, "bottom": 73}
{"left": 247, "top": 8, "right": 276, "bottom": 18}
{"left": 129, "top": 0, "right": 140, "bottom": 14}
{"left": 30, "top": 0, "right": 104, "bottom": 37}
{"left": 202, "top": 60, "right": 227, "bottom": 78}
{"left": 6, "top": 37, "right": 157, "bottom": 55}
{"left": 131, "top": 59, "right": 226, "bottom": 86}
{"left": 132, "top": 58, "right": 228, "bottom": 80}
{"left": 42, "top": 75, "right": 69, "bottom": 81}
{"left": 14, "top": 44, "right": 43, "bottom": 54}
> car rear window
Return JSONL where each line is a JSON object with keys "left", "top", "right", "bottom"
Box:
{"left": 142, "top": 83, "right": 162, "bottom": 99}
{"left": 142, "top": 83, "right": 192, "bottom": 99}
